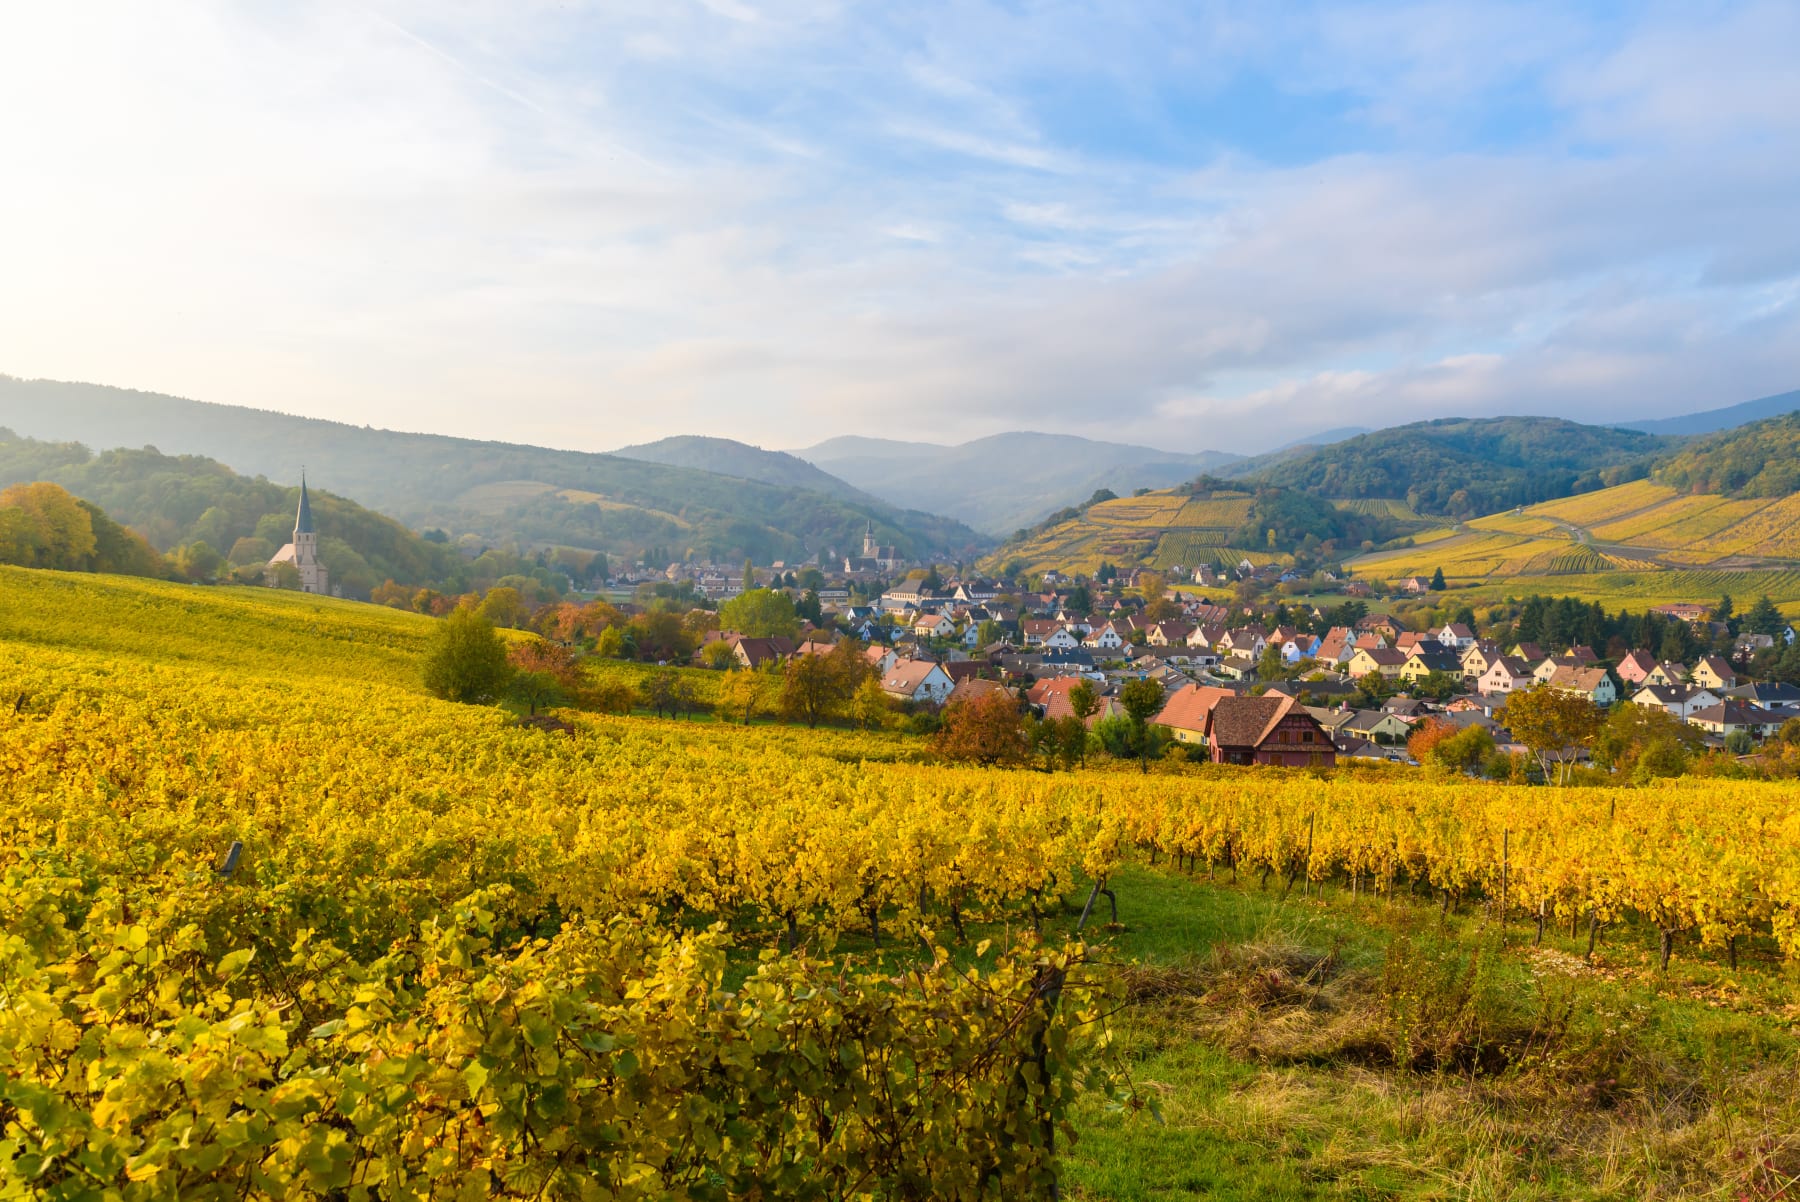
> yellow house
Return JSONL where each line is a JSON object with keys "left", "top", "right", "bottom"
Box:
{"left": 1347, "top": 647, "right": 1407, "bottom": 680}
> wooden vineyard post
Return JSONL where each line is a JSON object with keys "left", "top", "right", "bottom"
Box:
{"left": 1499, "top": 829, "right": 1508, "bottom": 932}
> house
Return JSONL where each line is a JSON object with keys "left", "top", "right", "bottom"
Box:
{"left": 943, "top": 677, "right": 1012, "bottom": 709}
{"left": 1346, "top": 646, "right": 1407, "bottom": 681}
{"left": 1477, "top": 656, "right": 1536, "bottom": 696}
{"left": 1400, "top": 576, "right": 1433, "bottom": 594}
{"left": 1202, "top": 695, "right": 1336, "bottom": 766}
{"left": 1544, "top": 665, "right": 1617, "bottom": 706}
{"left": 1729, "top": 682, "right": 1800, "bottom": 706}
{"left": 732, "top": 636, "right": 797, "bottom": 670}
{"left": 880, "top": 658, "right": 955, "bottom": 705}
{"left": 1645, "top": 661, "right": 1686, "bottom": 687}
{"left": 1218, "top": 627, "right": 1269, "bottom": 657}
{"left": 1186, "top": 623, "right": 1226, "bottom": 650}
{"left": 1214, "top": 652, "right": 1260, "bottom": 680}
{"left": 1381, "top": 697, "right": 1432, "bottom": 719}
{"left": 1651, "top": 602, "right": 1710, "bottom": 624}
{"left": 1687, "top": 700, "right": 1782, "bottom": 740}
{"left": 1145, "top": 621, "right": 1193, "bottom": 646}
{"left": 1034, "top": 647, "right": 1097, "bottom": 677}
{"left": 913, "top": 613, "right": 956, "bottom": 641}
{"left": 1333, "top": 734, "right": 1389, "bottom": 761}
{"left": 1084, "top": 621, "right": 1126, "bottom": 651}
{"left": 1692, "top": 656, "right": 1738, "bottom": 692}
{"left": 1151, "top": 683, "right": 1238, "bottom": 745}
{"left": 1460, "top": 642, "right": 1502, "bottom": 680}
{"left": 1509, "top": 642, "right": 1547, "bottom": 663}
{"left": 1631, "top": 683, "right": 1721, "bottom": 721}
{"left": 1357, "top": 615, "right": 1404, "bottom": 642}
{"left": 1615, "top": 650, "right": 1659, "bottom": 686}
{"left": 1020, "top": 619, "right": 1062, "bottom": 647}
{"left": 1278, "top": 633, "right": 1322, "bottom": 664}
{"left": 863, "top": 644, "right": 899, "bottom": 676}
{"left": 1436, "top": 622, "right": 1477, "bottom": 650}
{"left": 1400, "top": 648, "right": 1463, "bottom": 683}
{"left": 1340, "top": 709, "right": 1415, "bottom": 742}
{"left": 1315, "top": 627, "right": 1356, "bottom": 666}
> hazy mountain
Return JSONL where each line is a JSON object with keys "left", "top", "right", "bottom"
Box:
{"left": 1238, "top": 416, "right": 1669, "bottom": 519}
{"left": 1272, "top": 425, "right": 1371, "bottom": 451}
{"left": 1620, "top": 388, "right": 1800, "bottom": 437}
{"left": 0, "top": 377, "right": 984, "bottom": 564}
{"left": 792, "top": 432, "right": 1241, "bottom": 535}
{"left": 612, "top": 435, "right": 868, "bottom": 501}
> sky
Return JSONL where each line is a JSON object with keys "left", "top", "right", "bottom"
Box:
{"left": 2, "top": 1, "right": 1798, "bottom": 456}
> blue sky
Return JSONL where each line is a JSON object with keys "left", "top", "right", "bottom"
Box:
{"left": 3, "top": 1, "right": 1798, "bottom": 454}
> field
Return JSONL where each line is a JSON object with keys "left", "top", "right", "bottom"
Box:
{"left": 991, "top": 489, "right": 1258, "bottom": 574}
{"left": 1348, "top": 474, "right": 1800, "bottom": 605}
{"left": 5, "top": 568, "right": 1800, "bottom": 1198}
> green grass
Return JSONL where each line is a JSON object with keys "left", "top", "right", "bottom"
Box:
{"left": 1039, "top": 866, "right": 1800, "bottom": 1201}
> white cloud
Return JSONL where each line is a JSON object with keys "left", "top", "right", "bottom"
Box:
{"left": 0, "top": 1, "right": 1794, "bottom": 456}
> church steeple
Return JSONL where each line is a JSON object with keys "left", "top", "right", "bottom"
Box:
{"left": 295, "top": 473, "right": 315, "bottom": 536}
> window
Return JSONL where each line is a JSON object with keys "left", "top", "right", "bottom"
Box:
{"left": 1302, "top": 730, "right": 1314, "bottom": 743}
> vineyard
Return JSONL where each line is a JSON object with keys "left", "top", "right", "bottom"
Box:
{"left": 5, "top": 569, "right": 1800, "bottom": 1197}
{"left": 996, "top": 489, "right": 1259, "bottom": 575}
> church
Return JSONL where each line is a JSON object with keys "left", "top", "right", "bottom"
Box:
{"left": 266, "top": 476, "right": 331, "bottom": 595}
{"left": 842, "top": 520, "right": 903, "bottom": 574}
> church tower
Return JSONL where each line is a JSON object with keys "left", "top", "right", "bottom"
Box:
{"left": 862, "top": 520, "right": 878, "bottom": 559}
{"left": 292, "top": 476, "right": 328, "bottom": 594}
{"left": 265, "top": 474, "right": 332, "bottom": 594}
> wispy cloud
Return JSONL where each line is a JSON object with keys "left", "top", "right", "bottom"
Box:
{"left": 0, "top": 1, "right": 1794, "bottom": 455}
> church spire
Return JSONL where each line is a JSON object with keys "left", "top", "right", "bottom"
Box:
{"left": 295, "top": 473, "right": 315, "bottom": 536}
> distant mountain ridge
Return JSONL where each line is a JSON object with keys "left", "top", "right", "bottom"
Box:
{"left": 791, "top": 432, "right": 1241, "bottom": 535}
{"left": 0, "top": 377, "right": 983, "bottom": 564}
{"left": 1619, "top": 388, "right": 1800, "bottom": 437}
{"left": 612, "top": 435, "right": 870, "bottom": 502}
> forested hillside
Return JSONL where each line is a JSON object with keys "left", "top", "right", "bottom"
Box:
{"left": 1238, "top": 417, "right": 1668, "bottom": 517}
{"left": 0, "top": 429, "right": 467, "bottom": 597}
{"left": 0, "top": 377, "right": 982, "bottom": 564}
{"left": 1654, "top": 411, "right": 1800, "bottom": 497}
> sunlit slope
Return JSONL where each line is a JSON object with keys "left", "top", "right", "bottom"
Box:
{"left": 1346, "top": 471, "right": 1800, "bottom": 606}
{"left": 0, "top": 566, "right": 433, "bottom": 685}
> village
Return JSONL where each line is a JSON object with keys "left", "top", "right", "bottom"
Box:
{"left": 630, "top": 546, "right": 1800, "bottom": 770}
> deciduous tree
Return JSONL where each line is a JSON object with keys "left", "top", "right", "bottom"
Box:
{"left": 936, "top": 690, "right": 1027, "bottom": 766}
{"left": 423, "top": 608, "right": 514, "bottom": 703}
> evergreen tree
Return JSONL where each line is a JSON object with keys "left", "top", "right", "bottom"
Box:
{"left": 1428, "top": 567, "right": 1446, "bottom": 591}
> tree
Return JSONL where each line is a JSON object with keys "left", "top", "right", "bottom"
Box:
{"left": 507, "top": 638, "right": 591, "bottom": 708}
{"left": 719, "top": 588, "right": 800, "bottom": 638}
{"left": 1592, "top": 704, "right": 1702, "bottom": 775}
{"left": 1712, "top": 593, "right": 1735, "bottom": 624}
{"left": 1406, "top": 718, "right": 1457, "bottom": 765}
{"left": 935, "top": 690, "right": 1027, "bottom": 766}
{"left": 977, "top": 619, "right": 1004, "bottom": 647}
{"left": 508, "top": 671, "right": 565, "bottom": 717}
{"left": 590, "top": 677, "right": 638, "bottom": 716}
{"left": 718, "top": 669, "right": 763, "bottom": 726}
{"left": 478, "top": 586, "right": 528, "bottom": 628}
{"left": 1428, "top": 567, "right": 1446, "bottom": 592}
{"left": 1743, "top": 595, "right": 1785, "bottom": 637}
{"left": 0, "top": 481, "right": 97, "bottom": 569}
{"left": 1054, "top": 715, "right": 1088, "bottom": 770}
{"left": 371, "top": 579, "right": 412, "bottom": 609}
{"left": 1725, "top": 729, "right": 1755, "bottom": 756}
{"left": 779, "top": 643, "right": 867, "bottom": 727}
{"left": 423, "top": 608, "right": 514, "bottom": 703}
{"left": 171, "top": 540, "right": 224, "bottom": 583}
{"left": 1496, "top": 686, "right": 1603, "bottom": 785}
{"left": 742, "top": 559, "right": 756, "bottom": 592}
{"left": 699, "top": 640, "right": 738, "bottom": 670}
{"left": 1119, "top": 677, "right": 1166, "bottom": 774}
{"left": 853, "top": 675, "right": 891, "bottom": 731}
{"left": 644, "top": 670, "right": 679, "bottom": 718}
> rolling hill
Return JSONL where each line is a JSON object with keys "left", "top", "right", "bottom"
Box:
{"left": 1229, "top": 416, "right": 1668, "bottom": 518}
{"left": 1342, "top": 413, "right": 1800, "bottom": 607}
{"left": 981, "top": 480, "right": 1418, "bottom": 577}
{"left": 0, "top": 428, "right": 470, "bottom": 597}
{"left": 792, "top": 432, "right": 1241, "bottom": 535}
{"left": 0, "top": 377, "right": 982, "bottom": 565}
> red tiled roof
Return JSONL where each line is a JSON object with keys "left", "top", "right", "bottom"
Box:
{"left": 1152, "top": 684, "right": 1236, "bottom": 732}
